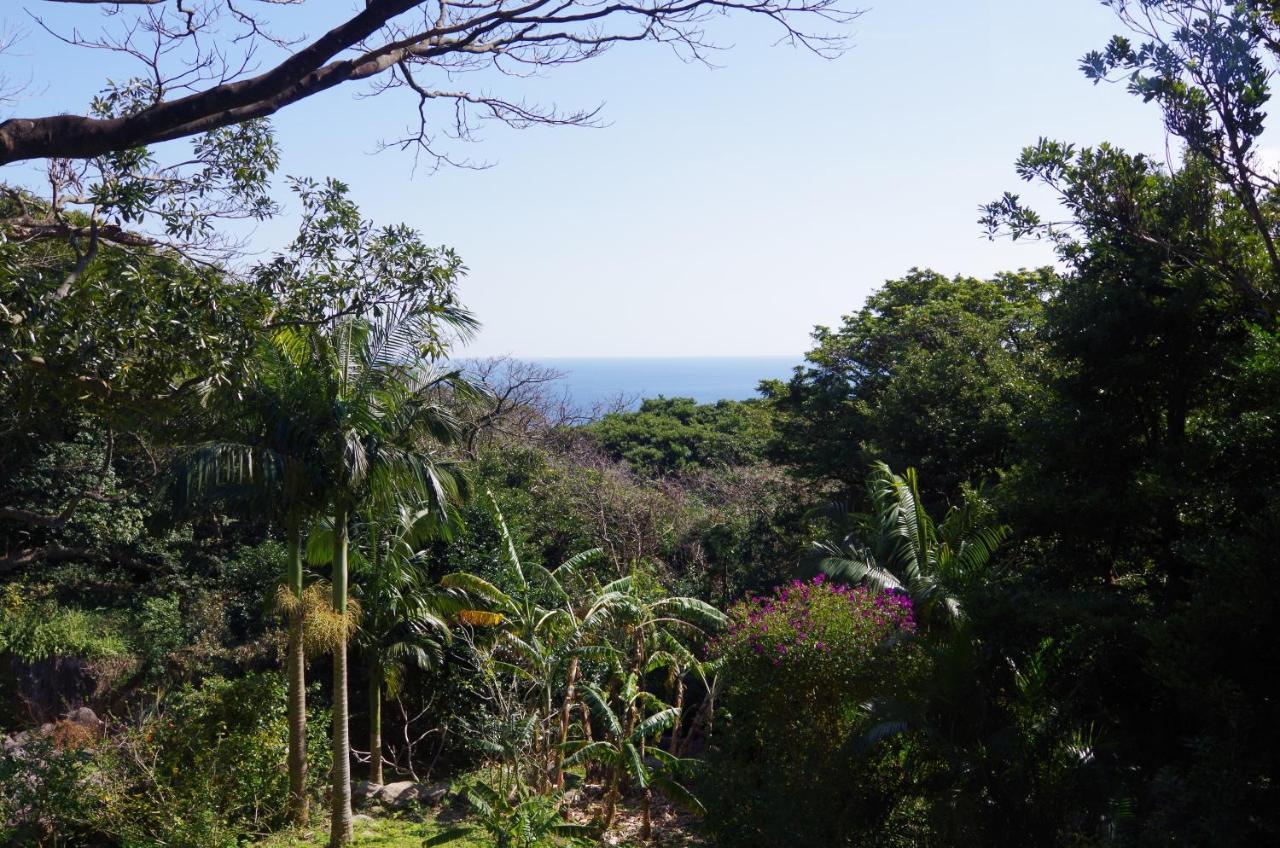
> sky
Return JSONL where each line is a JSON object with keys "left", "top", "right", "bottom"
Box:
{"left": 1, "top": 0, "right": 1174, "bottom": 357}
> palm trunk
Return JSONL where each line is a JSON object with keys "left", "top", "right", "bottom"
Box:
{"left": 368, "top": 668, "right": 383, "bottom": 785}
{"left": 330, "top": 508, "right": 354, "bottom": 848}
{"left": 554, "top": 656, "right": 580, "bottom": 789}
{"left": 286, "top": 525, "right": 309, "bottom": 826}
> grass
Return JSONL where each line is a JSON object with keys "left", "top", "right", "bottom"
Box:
{"left": 254, "top": 815, "right": 488, "bottom": 848}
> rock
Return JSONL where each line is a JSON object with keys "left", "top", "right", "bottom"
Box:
{"left": 375, "top": 780, "right": 449, "bottom": 808}
{"left": 352, "top": 814, "right": 375, "bottom": 824}
{"left": 351, "top": 780, "right": 382, "bottom": 805}
{"left": 65, "top": 706, "right": 102, "bottom": 729}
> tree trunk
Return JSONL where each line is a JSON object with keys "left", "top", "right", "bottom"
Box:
{"left": 603, "top": 769, "right": 621, "bottom": 831}
{"left": 330, "top": 508, "right": 354, "bottom": 848}
{"left": 286, "top": 525, "right": 310, "bottom": 826}
{"left": 368, "top": 670, "right": 383, "bottom": 786}
{"left": 668, "top": 674, "right": 684, "bottom": 756}
{"left": 641, "top": 787, "right": 653, "bottom": 841}
{"left": 554, "top": 656, "right": 580, "bottom": 789}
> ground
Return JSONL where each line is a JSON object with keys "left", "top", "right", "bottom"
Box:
{"left": 254, "top": 803, "right": 707, "bottom": 847}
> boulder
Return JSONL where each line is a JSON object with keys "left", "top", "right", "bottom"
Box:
{"left": 66, "top": 706, "right": 102, "bottom": 729}
{"left": 351, "top": 780, "right": 382, "bottom": 805}
{"left": 3, "top": 731, "right": 30, "bottom": 754}
{"left": 375, "top": 780, "right": 449, "bottom": 808}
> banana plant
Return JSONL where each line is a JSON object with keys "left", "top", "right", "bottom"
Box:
{"left": 424, "top": 781, "right": 598, "bottom": 848}
{"left": 441, "top": 493, "right": 612, "bottom": 790}
{"left": 566, "top": 674, "right": 704, "bottom": 837}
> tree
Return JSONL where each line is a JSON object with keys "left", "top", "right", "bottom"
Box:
{"left": 312, "top": 309, "right": 474, "bottom": 846}
{"left": 1081, "top": 0, "right": 1280, "bottom": 317}
{"left": 585, "top": 396, "right": 776, "bottom": 476}
{"left": 159, "top": 328, "right": 330, "bottom": 825}
{"left": 0, "top": 0, "right": 856, "bottom": 167}
{"left": 762, "top": 268, "right": 1054, "bottom": 501}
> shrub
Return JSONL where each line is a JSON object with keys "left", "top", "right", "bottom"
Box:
{"left": 701, "top": 575, "right": 920, "bottom": 848}
{"left": 1, "top": 673, "right": 328, "bottom": 848}
{"left": 93, "top": 673, "right": 329, "bottom": 847}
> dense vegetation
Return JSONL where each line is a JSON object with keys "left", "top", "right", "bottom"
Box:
{"left": 3, "top": 1, "right": 1280, "bottom": 846}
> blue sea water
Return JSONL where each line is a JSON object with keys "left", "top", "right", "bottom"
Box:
{"left": 530, "top": 356, "right": 801, "bottom": 410}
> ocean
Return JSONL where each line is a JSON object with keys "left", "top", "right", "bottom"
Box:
{"left": 507, "top": 356, "right": 801, "bottom": 411}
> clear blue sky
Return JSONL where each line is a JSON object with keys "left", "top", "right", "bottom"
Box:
{"left": 2, "top": 0, "right": 1172, "bottom": 357}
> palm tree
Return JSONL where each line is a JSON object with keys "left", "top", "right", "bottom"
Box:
{"left": 344, "top": 502, "right": 468, "bottom": 785}
{"left": 311, "top": 303, "right": 478, "bottom": 847}
{"left": 812, "top": 461, "right": 1009, "bottom": 630}
{"left": 159, "top": 328, "right": 329, "bottom": 826}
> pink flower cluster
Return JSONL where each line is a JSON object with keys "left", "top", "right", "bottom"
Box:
{"left": 718, "top": 575, "right": 915, "bottom": 667}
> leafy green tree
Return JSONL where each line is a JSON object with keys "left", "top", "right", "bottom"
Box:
{"left": 762, "top": 267, "right": 1054, "bottom": 501}
{"left": 585, "top": 397, "right": 776, "bottom": 476}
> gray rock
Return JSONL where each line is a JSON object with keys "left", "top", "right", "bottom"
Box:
{"left": 351, "top": 780, "right": 382, "bottom": 805}
{"left": 375, "top": 780, "right": 449, "bottom": 807}
{"left": 66, "top": 706, "right": 102, "bottom": 729}
{"left": 352, "top": 813, "right": 375, "bottom": 824}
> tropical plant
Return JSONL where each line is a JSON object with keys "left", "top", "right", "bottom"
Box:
{"left": 441, "top": 494, "right": 609, "bottom": 791}
{"left": 309, "top": 500, "right": 479, "bottom": 785}
{"left": 566, "top": 673, "right": 703, "bottom": 837}
{"left": 310, "top": 302, "right": 478, "bottom": 845}
{"left": 424, "top": 781, "right": 597, "bottom": 848}
{"left": 158, "top": 327, "right": 330, "bottom": 825}
{"left": 812, "top": 462, "right": 1009, "bottom": 629}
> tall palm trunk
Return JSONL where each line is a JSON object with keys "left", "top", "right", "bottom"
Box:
{"left": 286, "top": 524, "right": 309, "bottom": 826}
{"left": 554, "top": 656, "right": 580, "bottom": 789}
{"left": 330, "top": 508, "right": 354, "bottom": 848}
{"left": 368, "top": 665, "right": 384, "bottom": 785}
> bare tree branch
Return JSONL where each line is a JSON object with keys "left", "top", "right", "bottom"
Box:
{"left": 1, "top": 0, "right": 858, "bottom": 165}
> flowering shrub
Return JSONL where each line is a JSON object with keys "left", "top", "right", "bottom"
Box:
{"left": 701, "top": 576, "right": 921, "bottom": 848}
{"left": 721, "top": 574, "right": 914, "bottom": 665}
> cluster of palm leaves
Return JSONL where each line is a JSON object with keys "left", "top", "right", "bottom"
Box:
{"left": 811, "top": 461, "right": 1010, "bottom": 631}
{"left": 443, "top": 497, "right": 724, "bottom": 840}
{"left": 162, "top": 297, "right": 483, "bottom": 847}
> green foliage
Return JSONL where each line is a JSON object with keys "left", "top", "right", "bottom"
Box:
{"left": 0, "top": 674, "right": 330, "bottom": 848}
{"left": 92, "top": 674, "right": 330, "bottom": 848}
{"left": 703, "top": 576, "right": 920, "bottom": 848}
{"left": 812, "top": 462, "right": 1009, "bottom": 630}
{"left": 0, "top": 584, "right": 128, "bottom": 662}
{"left": 585, "top": 397, "right": 775, "bottom": 475}
{"left": 425, "top": 782, "right": 597, "bottom": 848}
{"left": 763, "top": 267, "right": 1054, "bottom": 500}
{"left": 0, "top": 737, "right": 100, "bottom": 847}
